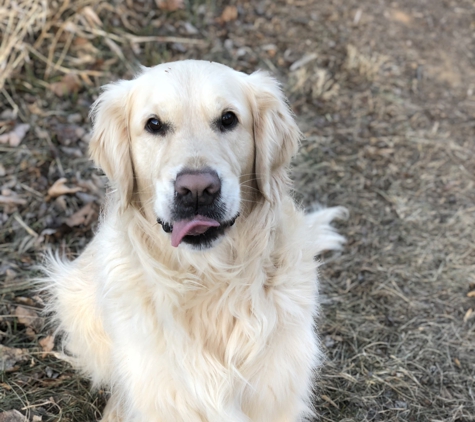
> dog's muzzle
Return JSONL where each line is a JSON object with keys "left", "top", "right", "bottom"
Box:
{"left": 157, "top": 169, "right": 239, "bottom": 248}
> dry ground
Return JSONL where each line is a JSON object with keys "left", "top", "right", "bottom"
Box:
{"left": 1, "top": 0, "right": 474, "bottom": 421}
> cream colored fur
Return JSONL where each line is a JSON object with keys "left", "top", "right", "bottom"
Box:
{"left": 42, "top": 61, "right": 346, "bottom": 422}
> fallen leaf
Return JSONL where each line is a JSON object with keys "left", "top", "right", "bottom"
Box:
{"left": 390, "top": 9, "right": 412, "bottom": 25}
{"left": 4, "top": 269, "right": 17, "bottom": 285}
{"left": 39, "top": 335, "right": 55, "bottom": 358}
{"left": 50, "top": 73, "right": 81, "bottom": 97}
{"left": 47, "top": 178, "right": 83, "bottom": 198}
{"left": 377, "top": 148, "right": 395, "bottom": 156}
{"left": 0, "top": 410, "right": 27, "bottom": 422}
{"left": 0, "top": 345, "right": 29, "bottom": 372}
{"left": 467, "top": 290, "right": 475, "bottom": 297}
{"left": 27, "top": 102, "right": 45, "bottom": 116}
{"left": 463, "top": 308, "right": 474, "bottom": 323}
{"left": 32, "top": 295, "right": 45, "bottom": 307}
{"left": 0, "top": 195, "right": 27, "bottom": 205}
{"left": 454, "top": 357, "right": 461, "bottom": 368}
{"left": 15, "top": 297, "right": 36, "bottom": 306}
{"left": 73, "top": 36, "right": 92, "bottom": 47}
{"left": 64, "top": 202, "right": 97, "bottom": 227}
{"left": 25, "top": 327, "right": 36, "bottom": 340}
{"left": 0, "top": 123, "right": 30, "bottom": 147}
{"left": 155, "top": 0, "right": 184, "bottom": 11}
{"left": 14, "top": 306, "right": 42, "bottom": 332}
{"left": 220, "top": 5, "right": 238, "bottom": 22}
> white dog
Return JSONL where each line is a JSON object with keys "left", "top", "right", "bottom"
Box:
{"left": 43, "top": 60, "right": 345, "bottom": 422}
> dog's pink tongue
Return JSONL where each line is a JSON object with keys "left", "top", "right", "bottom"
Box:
{"left": 171, "top": 216, "right": 220, "bottom": 247}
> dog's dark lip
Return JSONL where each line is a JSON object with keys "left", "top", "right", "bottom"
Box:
{"left": 156, "top": 218, "right": 173, "bottom": 233}
{"left": 157, "top": 213, "right": 240, "bottom": 248}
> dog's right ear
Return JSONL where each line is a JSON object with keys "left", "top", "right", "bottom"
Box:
{"left": 89, "top": 80, "right": 134, "bottom": 210}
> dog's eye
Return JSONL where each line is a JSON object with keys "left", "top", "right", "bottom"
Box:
{"left": 220, "top": 112, "right": 238, "bottom": 131}
{"left": 145, "top": 118, "right": 166, "bottom": 135}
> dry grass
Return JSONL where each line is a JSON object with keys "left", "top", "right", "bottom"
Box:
{"left": 0, "top": 0, "right": 47, "bottom": 91}
{"left": 0, "top": 0, "right": 206, "bottom": 94}
{"left": 1, "top": 0, "right": 475, "bottom": 421}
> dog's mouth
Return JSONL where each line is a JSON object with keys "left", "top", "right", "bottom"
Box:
{"left": 157, "top": 213, "right": 239, "bottom": 248}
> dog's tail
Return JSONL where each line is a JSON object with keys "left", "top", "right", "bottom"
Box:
{"left": 304, "top": 206, "right": 348, "bottom": 256}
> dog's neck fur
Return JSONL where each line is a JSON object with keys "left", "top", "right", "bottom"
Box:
{"left": 134, "top": 198, "right": 279, "bottom": 270}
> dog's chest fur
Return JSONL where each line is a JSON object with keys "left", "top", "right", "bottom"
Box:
{"left": 97, "top": 216, "right": 304, "bottom": 396}
{"left": 97, "top": 250, "right": 287, "bottom": 419}
{"left": 106, "top": 250, "right": 280, "bottom": 371}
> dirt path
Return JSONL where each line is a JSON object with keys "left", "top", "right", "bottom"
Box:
{"left": 1, "top": 1, "right": 474, "bottom": 421}
{"left": 286, "top": 1, "right": 475, "bottom": 420}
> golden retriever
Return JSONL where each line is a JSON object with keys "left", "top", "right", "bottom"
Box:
{"left": 43, "top": 60, "right": 346, "bottom": 421}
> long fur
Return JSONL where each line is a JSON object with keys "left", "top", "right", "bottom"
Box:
{"left": 40, "top": 61, "right": 346, "bottom": 422}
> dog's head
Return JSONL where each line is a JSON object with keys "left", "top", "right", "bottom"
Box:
{"left": 89, "top": 61, "right": 300, "bottom": 250}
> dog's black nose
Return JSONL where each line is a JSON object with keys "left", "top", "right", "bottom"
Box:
{"left": 174, "top": 170, "right": 221, "bottom": 208}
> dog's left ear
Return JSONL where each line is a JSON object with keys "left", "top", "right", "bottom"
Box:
{"left": 89, "top": 80, "right": 134, "bottom": 210}
{"left": 246, "top": 71, "right": 301, "bottom": 202}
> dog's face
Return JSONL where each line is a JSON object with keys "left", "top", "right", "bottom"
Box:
{"left": 129, "top": 63, "right": 254, "bottom": 248}
{"left": 89, "top": 61, "right": 301, "bottom": 250}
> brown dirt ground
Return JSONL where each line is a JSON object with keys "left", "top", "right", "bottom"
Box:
{"left": 1, "top": 0, "right": 474, "bottom": 421}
